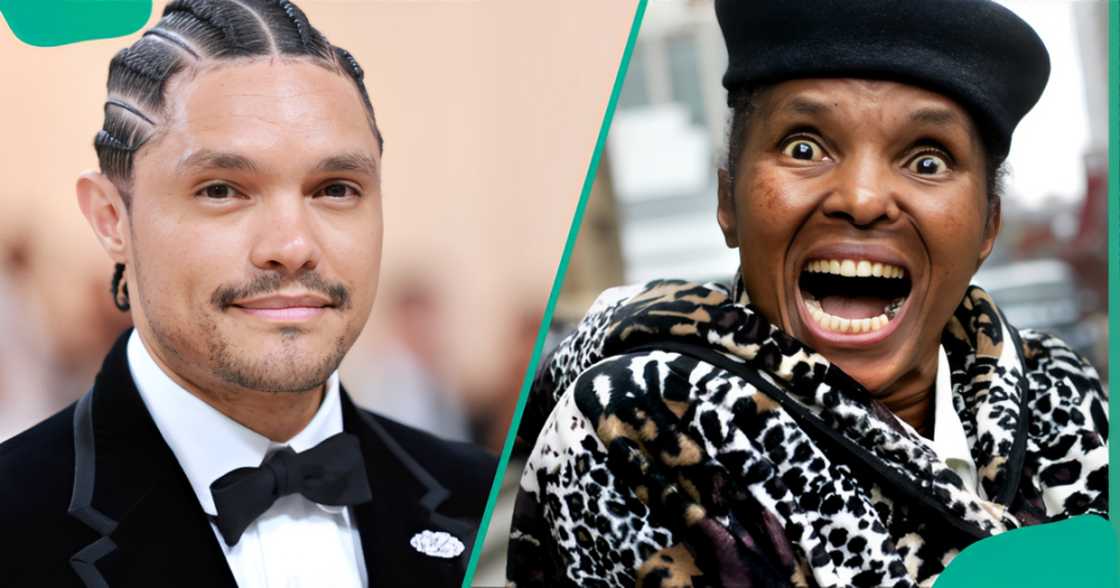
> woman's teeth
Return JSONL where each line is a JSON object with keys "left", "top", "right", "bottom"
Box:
{"left": 803, "top": 298, "right": 896, "bottom": 334}
{"left": 800, "top": 258, "right": 910, "bottom": 334}
{"left": 805, "top": 258, "right": 906, "bottom": 278}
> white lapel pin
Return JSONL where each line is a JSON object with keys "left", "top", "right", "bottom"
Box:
{"left": 410, "top": 530, "right": 465, "bottom": 558}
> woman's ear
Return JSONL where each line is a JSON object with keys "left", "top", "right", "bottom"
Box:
{"left": 716, "top": 168, "right": 740, "bottom": 248}
{"left": 977, "top": 196, "right": 1002, "bottom": 269}
{"left": 76, "top": 171, "right": 130, "bottom": 264}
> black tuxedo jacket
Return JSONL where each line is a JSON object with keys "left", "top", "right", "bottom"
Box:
{"left": 0, "top": 332, "right": 497, "bottom": 587}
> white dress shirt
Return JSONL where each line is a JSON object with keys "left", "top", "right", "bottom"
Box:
{"left": 920, "top": 345, "right": 984, "bottom": 499}
{"left": 127, "top": 330, "right": 369, "bottom": 587}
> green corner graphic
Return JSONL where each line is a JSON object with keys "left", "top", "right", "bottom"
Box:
{"left": 0, "top": 0, "right": 150, "bottom": 47}
{"left": 935, "top": 516, "right": 1116, "bottom": 587}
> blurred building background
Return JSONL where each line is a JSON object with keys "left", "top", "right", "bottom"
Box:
{"left": 477, "top": 1, "right": 1110, "bottom": 583}
{"left": 0, "top": 0, "right": 639, "bottom": 446}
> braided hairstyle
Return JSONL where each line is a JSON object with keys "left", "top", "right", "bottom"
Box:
{"left": 96, "top": 0, "right": 382, "bottom": 311}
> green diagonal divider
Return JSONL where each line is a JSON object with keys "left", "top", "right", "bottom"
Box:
{"left": 459, "top": 1, "right": 649, "bottom": 586}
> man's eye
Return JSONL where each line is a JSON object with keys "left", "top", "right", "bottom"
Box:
{"left": 908, "top": 153, "right": 949, "bottom": 175}
{"left": 781, "top": 139, "right": 827, "bottom": 161}
{"left": 198, "top": 183, "right": 239, "bottom": 199}
{"left": 317, "top": 183, "right": 360, "bottom": 199}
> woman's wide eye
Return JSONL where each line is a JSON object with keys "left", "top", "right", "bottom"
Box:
{"left": 199, "top": 183, "right": 238, "bottom": 199}
{"left": 908, "top": 153, "right": 949, "bottom": 175}
{"left": 782, "top": 139, "right": 826, "bottom": 161}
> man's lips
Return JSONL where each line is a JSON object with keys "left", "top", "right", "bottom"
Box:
{"left": 230, "top": 294, "right": 333, "bottom": 321}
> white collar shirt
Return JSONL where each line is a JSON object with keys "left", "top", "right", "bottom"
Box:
{"left": 924, "top": 344, "right": 984, "bottom": 500}
{"left": 127, "top": 330, "right": 369, "bottom": 587}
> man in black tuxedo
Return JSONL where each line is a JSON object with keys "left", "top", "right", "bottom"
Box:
{"left": 0, "top": 1, "right": 496, "bottom": 586}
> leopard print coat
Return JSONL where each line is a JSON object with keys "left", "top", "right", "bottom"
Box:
{"left": 507, "top": 279, "right": 1108, "bottom": 587}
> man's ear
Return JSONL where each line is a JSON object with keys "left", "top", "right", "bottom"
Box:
{"left": 977, "top": 196, "right": 1002, "bottom": 269}
{"left": 76, "top": 171, "right": 129, "bottom": 264}
{"left": 716, "top": 167, "right": 739, "bottom": 248}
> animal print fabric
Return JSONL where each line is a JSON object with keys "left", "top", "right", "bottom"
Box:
{"left": 507, "top": 279, "right": 1108, "bottom": 587}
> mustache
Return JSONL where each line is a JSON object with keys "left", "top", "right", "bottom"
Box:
{"left": 211, "top": 271, "right": 351, "bottom": 310}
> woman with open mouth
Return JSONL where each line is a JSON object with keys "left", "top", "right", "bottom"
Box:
{"left": 507, "top": 1, "right": 1108, "bottom": 587}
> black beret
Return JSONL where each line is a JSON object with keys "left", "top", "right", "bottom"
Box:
{"left": 715, "top": 0, "right": 1050, "bottom": 161}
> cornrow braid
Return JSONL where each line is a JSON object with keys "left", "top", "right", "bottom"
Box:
{"left": 93, "top": 129, "right": 136, "bottom": 153}
{"left": 277, "top": 0, "right": 312, "bottom": 51}
{"left": 333, "top": 45, "right": 381, "bottom": 151}
{"left": 164, "top": 0, "right": 269, "bottom": 56}
{"left": 105, "top": 98, "right": 156, "bottom": 126}
{"left": 142, "top": 28, "right": 201, "bottom": 59}
{"left": 335, "top": 46, "right": 364, "bottom": 81}
{"left": 94, "top": 0, "right": 383, "bottom": 312}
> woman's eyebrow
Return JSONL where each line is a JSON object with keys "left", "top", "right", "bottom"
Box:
{"left": 909, "top": 107, "right": 966, "bottom": 129}
{"left": 777, "top": 96, "right": 829, "bottom": 117}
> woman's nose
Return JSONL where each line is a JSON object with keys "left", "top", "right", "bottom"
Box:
{"left": 820, "top": 153, "right": 901, "bottom": 228}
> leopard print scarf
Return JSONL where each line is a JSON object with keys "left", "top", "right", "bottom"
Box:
{"left": 508, "top": 278, "right": 1108, "bottom": 587}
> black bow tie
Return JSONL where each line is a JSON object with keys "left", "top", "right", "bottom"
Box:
{"left": 209, "top": 432, "right": 373, "bottom": 546}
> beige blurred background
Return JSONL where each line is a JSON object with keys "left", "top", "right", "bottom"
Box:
{"left": 0, "top": 0, "right": 638, "bottom": 449}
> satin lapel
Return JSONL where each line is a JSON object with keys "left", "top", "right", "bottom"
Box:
{"left": 67, "top": 331, "right": 236, "bottom": 588}
{"left": 341, "top": 391, "right": 476, "bottom": 588}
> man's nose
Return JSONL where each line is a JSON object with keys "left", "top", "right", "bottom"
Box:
{"left": 248, "top": 196, "right": 322, "bottom": 274}
{"left": 820, "top": 152, "right": 901, "bottom": 228}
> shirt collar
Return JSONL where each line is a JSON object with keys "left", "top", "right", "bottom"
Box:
{"left": 127, "top": 330, "right": 344, "bottom": 516}
{"left": 932, "top": 344, "right": 975, "bottom": 472}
